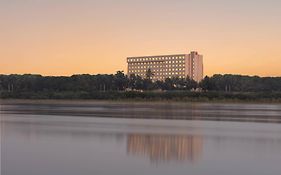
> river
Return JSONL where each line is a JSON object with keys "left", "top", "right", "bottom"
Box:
{"left": 1, "top": 101, "right": 281, "bottom": 175}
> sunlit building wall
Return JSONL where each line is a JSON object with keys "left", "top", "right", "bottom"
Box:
{"left": 127, "top": 51, "right": 203, "bottom": 82}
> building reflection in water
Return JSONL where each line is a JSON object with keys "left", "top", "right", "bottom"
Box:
{"left": 127, "top": 134, "right": 203, "bottom": 163}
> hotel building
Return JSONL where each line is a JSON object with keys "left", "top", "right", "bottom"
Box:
{"left": 127, "top": 51, "right": 203, "bottom": 82}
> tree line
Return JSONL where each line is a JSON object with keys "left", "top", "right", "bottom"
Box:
{"left": 0, "top": 71, "right": 281, "bottom": 94}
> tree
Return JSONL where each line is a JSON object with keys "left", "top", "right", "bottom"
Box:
{"left": 114, "top": 71, "right": 128, "bottom": 91}
{"left": 184, "top": 76, "right": 198, "bottom": 90}
{"left": 145, "top": 68, "right": 155, "bottom": 80}
{"left": 0, "top": 73, "right": 280, "bottom": 97}
{"left": 128, "top": 74, "right": 138, "bottom": 90}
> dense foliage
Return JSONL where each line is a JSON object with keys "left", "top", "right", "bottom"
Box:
{"left": 0, "top": 71, "right": 198, "bottom": 92}
{"left": 200, "top": 74, "right": 281, "bottom": 92}
{"left": 0, "top": 72, "right": 281, "bottom": 101}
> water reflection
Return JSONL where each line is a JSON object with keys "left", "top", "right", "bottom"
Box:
{"left": 1, "top": 102, "right": 281, "bottom": 123}
{"left": 2, "top": 114, "right": 281, "bottom": 175}
{"left": 127, "top": 134, "right": 203, "bottom": 163}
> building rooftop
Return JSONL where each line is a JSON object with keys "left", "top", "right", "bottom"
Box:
{"left": 127, "top": 54, "right": 187, "bottom": 59}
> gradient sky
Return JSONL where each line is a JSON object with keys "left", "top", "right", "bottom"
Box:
{"left": 1, "top": 0, "right": 281, "bottom": 76}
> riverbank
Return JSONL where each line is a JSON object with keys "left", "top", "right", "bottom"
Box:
{"left": 1, "top": 91, "right": 281, "bottom": 103}
{"left": 1, "top": 99, "right": 281, "bottom": 123}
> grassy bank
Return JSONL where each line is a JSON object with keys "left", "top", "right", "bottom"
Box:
{"left": 1, "top": 91, "right": 281, "bottom": 103}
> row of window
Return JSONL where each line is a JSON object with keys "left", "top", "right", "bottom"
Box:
{"left": 128, "top": 56, "right": 185, "bottom": 62}
{"left": 129, "top": 64, "right": 185, "bottom": 69}
{"left": 129, "top": 71, "right": 185, "bottom": 76}
{"left": 129, "top": 68, "right": 185, "bottom": 73}
{"left": 133, "top": 74, "right": 186, "bottom": 79}
{"left": 128, "top": 60, "right": 185, "bottom": 65}
{"left": 156, "top": 76, "right": 185, "bottom": 79}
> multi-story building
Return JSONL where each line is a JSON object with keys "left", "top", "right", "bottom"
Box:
{"left": 127, "top": 51, "right": 203, "bottom": 82}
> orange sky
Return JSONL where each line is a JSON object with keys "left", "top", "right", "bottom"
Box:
{"left": 1, "top": 0, "right": 281, "bottom": 77}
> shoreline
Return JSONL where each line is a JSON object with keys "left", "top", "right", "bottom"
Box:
{"left": 1, "top": 98, "right": 281, "bottom": 105}
{"left": 1, "top": 91, "right": 281, "bottom": 104}
{"left": 0, "top": 100, "right": 281, "bottom": 123}
{"left": 1, "top": 99, "right": 281, "bottom": 124}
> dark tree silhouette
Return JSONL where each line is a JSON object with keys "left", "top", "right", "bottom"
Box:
{"left": 145, "top": 68, "right": 155, "bottom": 80}
{"left": 0, "top": 73, "right": 281, "bottom": 100}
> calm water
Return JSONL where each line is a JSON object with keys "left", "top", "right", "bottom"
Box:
{"left": 1, "top": 102, "right": 281, "bottom": 175}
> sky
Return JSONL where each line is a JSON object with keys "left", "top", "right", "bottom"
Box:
{"left": 1, "top": 0, "right": 281, "bottom": 77}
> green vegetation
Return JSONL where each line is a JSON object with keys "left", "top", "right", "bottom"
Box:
{"left": 1, "top": 72, "right": 281, "bottom": 102}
